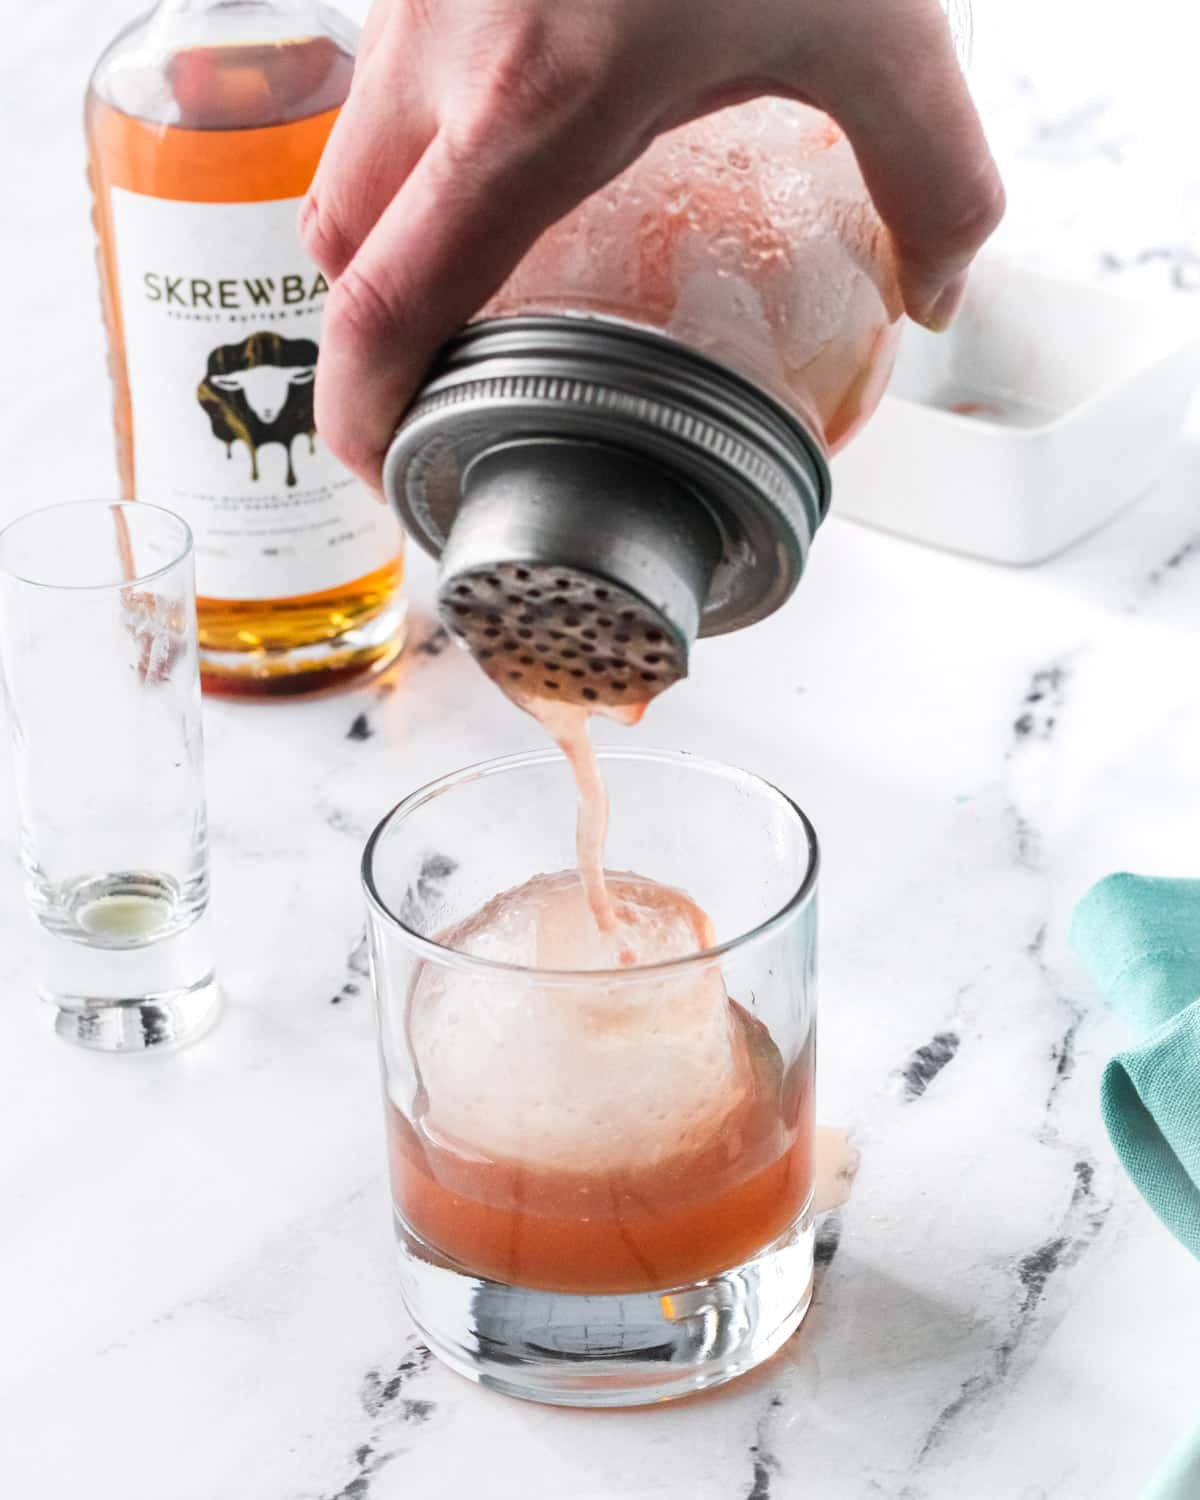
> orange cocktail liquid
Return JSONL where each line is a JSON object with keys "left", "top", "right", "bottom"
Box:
{"left": 389, "top": 1007, "right": 814, "bottom": 1296}
{"left": 388, "top": 697, "right": 813, "bottom": 1294}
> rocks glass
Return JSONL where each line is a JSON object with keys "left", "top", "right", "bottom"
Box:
{"left": 363, "top": 748, "right": 818, "bottom": 1406}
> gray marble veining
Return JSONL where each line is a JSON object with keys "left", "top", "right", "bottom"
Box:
{"left": 1, "top": 2, "right": 1198, "bottom": 1496}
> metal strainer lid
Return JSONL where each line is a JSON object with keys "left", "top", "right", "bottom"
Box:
{"left": 382, "top": 316, "right": 830, "bottom": 707}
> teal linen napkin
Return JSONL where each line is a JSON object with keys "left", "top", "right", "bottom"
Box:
{"left": 1144, "top": 1426, "right": 1200, "bottom": 1500}
{"left": 1071, "top": 873, "right": 1200, "bottom": 1258}
{"left": 1071, "top": 873, "right": 1200, "bottom": 1500}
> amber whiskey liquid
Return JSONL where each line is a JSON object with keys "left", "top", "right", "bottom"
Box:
{"left": 86, "top": 11, "right": 405, "bottom": 696}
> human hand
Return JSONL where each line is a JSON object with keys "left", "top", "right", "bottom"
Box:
{"left": 302, "top": 0, "right": 1004, "bottom": 489}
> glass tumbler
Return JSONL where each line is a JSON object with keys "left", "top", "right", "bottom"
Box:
{"left": 363, "top": 748, "right": 818, "bottom": 1406}
{"left": 0, "top": 501, "right": 218, "bottom": 1052}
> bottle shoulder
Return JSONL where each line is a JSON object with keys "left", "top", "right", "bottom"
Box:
{"left": 89, "top": 3, "right": 355, "bottom": 129}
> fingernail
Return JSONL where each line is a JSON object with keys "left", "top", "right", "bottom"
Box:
{"left": 922, "top": 271, "right": 969, "bottom": 332}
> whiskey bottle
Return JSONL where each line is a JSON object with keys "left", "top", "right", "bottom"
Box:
{"left": 86, "top": 0, "right": 406, "bottom": 696}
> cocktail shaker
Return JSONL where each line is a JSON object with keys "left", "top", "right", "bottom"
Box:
{"left": 384, "top": 98, "right": 903, "bottom": 706}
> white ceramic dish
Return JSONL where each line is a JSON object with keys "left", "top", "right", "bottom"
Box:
{"left": 831, "top": 259, "right": 1200, "bottom": 564}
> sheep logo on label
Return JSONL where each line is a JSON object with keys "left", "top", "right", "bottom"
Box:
{"left": 197, "top": 331, "right": 319, "bottom": 488}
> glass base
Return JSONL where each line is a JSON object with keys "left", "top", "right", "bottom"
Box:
{"left": 393, "top": 1208, "right": 814, "bottom": 1407}
{"left": 199, "top": 599, "right": 407, "bottom": 698}
{"left": 51, "top": 972, "right": 221, "bottom": 1053}
{"left": 34, "top": 884, "right": 217, "bottom": 1053}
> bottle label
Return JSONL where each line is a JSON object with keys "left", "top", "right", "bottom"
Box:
{"left": 109, "top": 188, "right": 400, "bottom": 601}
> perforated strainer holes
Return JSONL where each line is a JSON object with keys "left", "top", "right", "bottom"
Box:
{"left": 437, "top": 561, "right": 687, "bottom": 708}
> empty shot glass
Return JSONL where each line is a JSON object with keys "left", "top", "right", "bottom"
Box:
{"left": 363, "top": 747, "right": 819, "bottom": 1406}
{"left": 0, "top": 500, "right": 218, "bottom": 1051}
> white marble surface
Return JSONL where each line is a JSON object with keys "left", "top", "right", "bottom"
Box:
{"left": 2, "top": 3, "right": 1200, "bottom": 1496}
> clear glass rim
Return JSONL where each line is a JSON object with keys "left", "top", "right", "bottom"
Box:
{"left": 0, "top": 500, "right": 193, "bottom": 593}
{"left": 361, "top": 746, "right": 820, "bottom": 985}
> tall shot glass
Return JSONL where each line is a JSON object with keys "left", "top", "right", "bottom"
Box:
{"left": 0, "top": 501, "right": 218, "bottom": 1051}
{"left": 363, "top": 748, "right": 819, "bottom": 1406}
